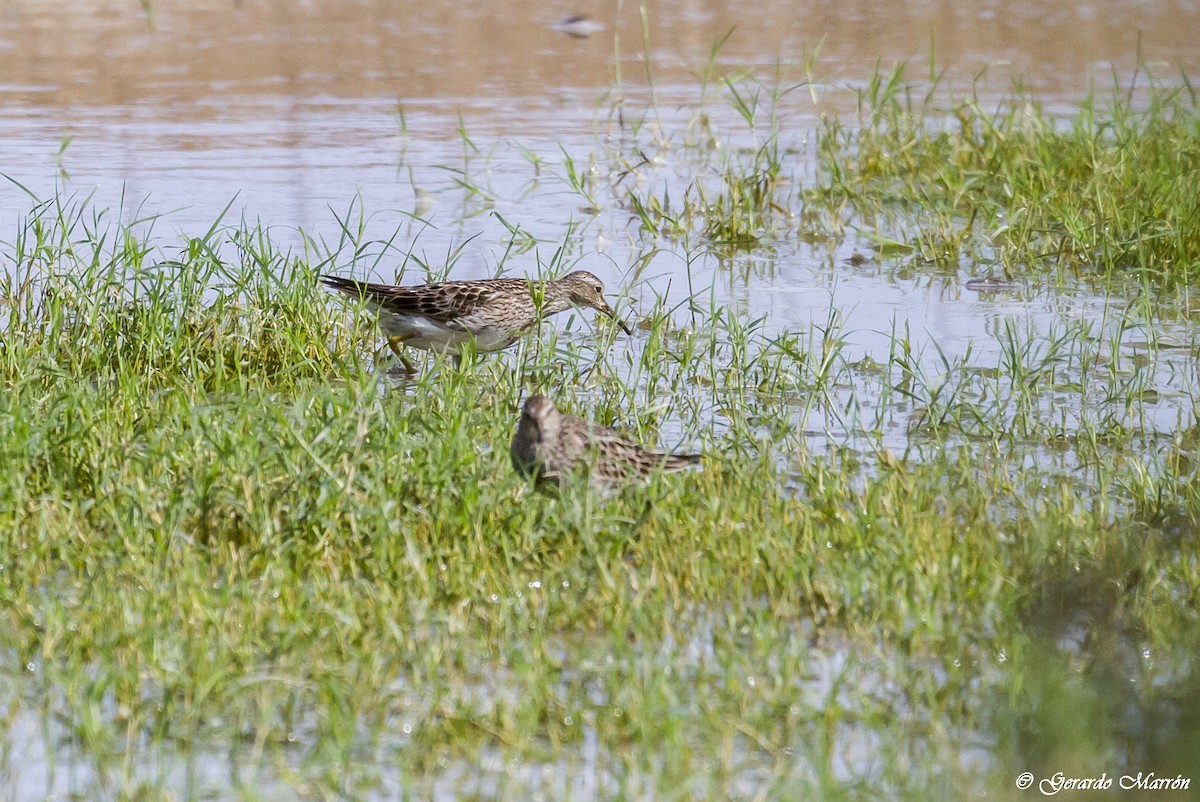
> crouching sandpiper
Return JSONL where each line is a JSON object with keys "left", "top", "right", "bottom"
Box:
{"left": 511, "top": 395, "right": 701, "bottom": 492}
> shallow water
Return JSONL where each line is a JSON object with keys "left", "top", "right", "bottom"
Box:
{"left": 4, "top": 0, "right": 1200, "bottom": 246}
{"left": 2, "top": 628, "right": 994, "bottom": 800}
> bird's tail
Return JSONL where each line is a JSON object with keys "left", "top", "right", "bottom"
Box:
{"left": 661, "top": 453, "right": 703, "bottom": 472}
{"left": 320, "top": 275, "right": 366, "bottom": 296}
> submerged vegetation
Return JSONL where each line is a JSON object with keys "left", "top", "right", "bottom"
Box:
{"left": 815, "top": 69, "right": 1200, "bottom": 280}
{"left": 1, "top": 65, "right": 1200, "bottom": 799}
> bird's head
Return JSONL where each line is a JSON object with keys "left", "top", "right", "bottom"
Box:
{"left": 560, "top": 271, "right": 633, "bottom": 335}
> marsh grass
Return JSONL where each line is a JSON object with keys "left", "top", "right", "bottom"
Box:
{"left": 811, "top": 66, "right": 1200, "bottom": 281}
{"left": 2, "top": 67, "right": 1200, "bottom": 800}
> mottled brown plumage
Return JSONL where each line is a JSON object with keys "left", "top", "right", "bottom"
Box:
{"left": 321, "top": 271, "right": 630, "bottom": 371}
{"left": 511, "top": 395, "right": 702, "bottom": 492}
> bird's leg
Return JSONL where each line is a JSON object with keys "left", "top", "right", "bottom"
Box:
{"left": 451, "top": 343, "right": 479, "bottom": 371}
{"left": 635, "top": 496, "right": 655, "bottom": 527}
{"left": 387, "top": 336, "right": 418, "bottom": 374}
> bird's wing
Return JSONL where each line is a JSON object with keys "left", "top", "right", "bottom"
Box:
{"left": 321, "top": 276, "right": 530, "bottom": 326}
{"left": 593, "top": 426, "right": 702, "bottom": 478}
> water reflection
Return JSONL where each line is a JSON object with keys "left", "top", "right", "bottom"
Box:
{"left": 2, "top": 0, "right": 1198, "bottom": 106}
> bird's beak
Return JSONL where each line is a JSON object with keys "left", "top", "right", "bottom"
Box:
{"left": 599, "top": 301, "right": 634, "bottom": 335}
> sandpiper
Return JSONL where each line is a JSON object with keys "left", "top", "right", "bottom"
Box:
{"left": 321, "top": 271, "right": 632, "bottom": 372}
{"left": 511, "top": 395, "right": 701, "bottom": 492}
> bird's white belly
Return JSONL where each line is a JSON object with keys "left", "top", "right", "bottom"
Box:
{"left": 379, "top": 311, "right": 518, "bottom": 353}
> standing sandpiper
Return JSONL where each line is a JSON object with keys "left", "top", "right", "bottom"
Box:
{"left": 511, "top": 395, "right": 701, "bottom": 492}
{"left": 321, "top": 271, "right": 632, "bottom": 372}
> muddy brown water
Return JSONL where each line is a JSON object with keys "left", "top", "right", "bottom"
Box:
{"left": 3, "top": 0, "right": 1197, "bottom": 106}
{"left": 3, "top": 0, "right": 1197, "bottom": 214}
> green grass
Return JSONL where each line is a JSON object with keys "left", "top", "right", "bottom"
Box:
{"left": 810, "top": 66, "right": 1200, "bottom": 281}
{"left": 2, "top": 67, "right": 1200, "bottom": 800}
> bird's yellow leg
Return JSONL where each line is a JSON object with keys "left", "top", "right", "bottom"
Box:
{"left": 386, "top": 335, "right": 418, "bottom": 373}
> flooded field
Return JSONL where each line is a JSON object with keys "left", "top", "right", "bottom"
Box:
{"left": 2, "top": 0, "right": 1200, "bottom": 800}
